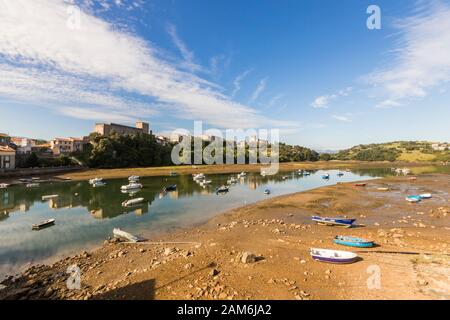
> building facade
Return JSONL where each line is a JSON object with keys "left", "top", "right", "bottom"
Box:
{"left": 0, "top": 133, "right": 11, "bottom": 145}
{"left": 0, "top": 145, "right": 16, "bottom": 169}
{"left": 94, "top": 122, "right": 150, "bottom": 136}
{"left": 50, "top": 137, "right": 88, "bottom": 155}
{"left": 11, "top": 137, "right": 36, "bottom": 155}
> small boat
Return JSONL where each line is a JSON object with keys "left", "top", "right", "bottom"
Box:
{"left": 419, "top": 193, "right": 432, "bottom": 199}
{"left": 355, "top": 183, "right": 367, "bottom": 187}
{"left": 193, "top": 173, "right": 205, "bottom": 181}
{"left": 310, "top": 248, "right": 359, "bottom": 264}
{"left": 264, "top": 189, "right": 271, "bottom": 195}
{"left": 334, "top": 236, "right": 374, "bottom": 248}
{"left": 42, "top": 195, "right": 59, "bottom": 201}
{"left": 200, "top": 180, "right": 212, "bottom": 186}
{"left": 93, "top": 181, "right": 106, "bottom": 187}
{"left": 121, "top": 182, "right": 143, "bottom": 191}
{"left": 261, "top": 171, "right": 266, "bottom": 177}
{"left": 227, "top": 177, "right": 238, "bottom": 184}
{"left": 237, "top": 172, "right": 247, "bottom": 178}
{"left": 32, "top": 218, "right": 55, "bottom": 230}
{"left": 322, "top": 174, "right": 330, "bottom": 180}
{"left": 282, "top": 176, "right": 288, "bottom": 180}
{"left": 0, "top": 183, "right": 9, "bottom": 189}
{"left": 113, "top": 228, "right": 141, "bottom": 243}
{"left": 406, "top": 195, "right": 421, "bottom": 203}
{"left": 312, "top": 216, "right": 356, "bottom": 228}
{"left": 337, "top": 172, "right": 344, "bottom": 177}
{"left": 26, "top": 183, "right": 40, "bottom": 188}
{"left": 216, "top": 185, "right": 230, "bottom": 194}
{"left": 122, "top": 197, "right": 145, "bottom": 207}
{"left": 163, "top": 184, "right": 177, "bottom": 192}
{"left": 377, "top": 187, "right": 390, "bottom": 191}
{"left": 303, "top": 171, "right": 311, "bottom": 176}
{"left": 128, "top": 175, "right": 140, "bottom": 181}
{"left": 89, "top": 178, "right": 104, "bottom": 185}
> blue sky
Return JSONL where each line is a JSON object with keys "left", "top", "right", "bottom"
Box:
{"left": 0, "top": 0, "right": 449, "bottom": 150}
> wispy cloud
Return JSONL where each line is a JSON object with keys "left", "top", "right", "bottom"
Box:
{"left": 0, "top": 1, "right": 294, "bottom": 130}
{"left": 166, "top": 23, "right": 200, "bottom": 72}
{"left": 268, "top": 94, "right": 285, "bottom": 108}
{"left": 366, "top": 2, "right": 450, "bottom": 104}
{"left": 332, "top": 115, "right": 352, "bottom": 122}
{"left": 231, "top": 69, "right": 252, "bottom": 97}
{"left": 311, "top": 87, "right": 352, "bottom": 108}
{"left": 250, "top": 77, "right": 268, "bottom": 103}
{"left": 375, "top": 99, "right": 402, "bottom": 109}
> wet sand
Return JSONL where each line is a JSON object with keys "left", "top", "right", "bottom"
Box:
{"left": 1, "top": 173, "right": 449, "bottom": 300}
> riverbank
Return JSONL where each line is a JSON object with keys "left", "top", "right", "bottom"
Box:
{"left": 1, "top": 173, "right": 449, "bottom": 300}
{"left": 52, "top": 161, "right": 445, "bottom": 181}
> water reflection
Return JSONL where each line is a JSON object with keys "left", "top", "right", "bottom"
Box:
{"left": 0, "top": 166, "right": 442, "bottom": 278}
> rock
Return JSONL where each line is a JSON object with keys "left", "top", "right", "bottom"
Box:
{"left": 164, "top": 248, "right": 176, "bottom": 256}
{"left": 139, "top": 249, "right": 146, "bottom": 253}
{"left": 241, "top": 252, "right": 257, "bottom": 264}
{"left": 210, "top": 269, "right": 220, "bottom": 277}
{"left": 184, "top": 263, "right": 194, "bottom": 270}
{"left": 417, "top": 279, "right": 428, "bottom": 286}
{"left": 325, "top": 269, "right": 332, "bottom": 275}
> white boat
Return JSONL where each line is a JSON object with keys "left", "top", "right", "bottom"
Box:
{"left": 89, "top": 178, "right": 104, "bottom": 185}
{"left": 26, "top": 183, "right": 40, "bottom": 188}
{"left": 419, "top": 193, "right": 432, "bottom": 199}
{"left": 193, "top": 173, "right": 205, "bottom": 181}
{"left": 32, "top": 218, "right": 56, "bottom": 230}
{"left": 0, "top": 183, "right": 10, "bottom": 189}
{"left": 113, "top": 228, "right": 141, "bottom": 243}
{"left": 93, "top": 181, "right": 106, "bottom": 187}
{"left": 122, "top": 197, "right": 145, "bottom": 207}
{"left": 42, "top": 195, "right": 59, "bottom": 201}
{"left": 128, "top": 175, "right": 140, "bottom": 181}
{"left": 227, "top": 177, "right": 238, "bottom": 184}
{"left": 121, "top": 182, "right": 143, "bottom": 191}
{"left": 200, "top": 180, "right": 212, "bottom": 186}
{"left": 237, "top": 172, "right": 247, "bottom": 178}
{"left": 310, "top": 248, "right": 358, "bottom": 264}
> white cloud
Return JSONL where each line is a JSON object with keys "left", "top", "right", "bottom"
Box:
{"left": 332, "top": 115, "right": 351, "bottom": 122}
{"left": 366, "top": 2, "right": 450, "bottom": 103}
{"left": 311, "top": 87, "right": 352, "bottom": 108}
{"left": 0, "top": 0, "right": 294, "bottom": 130}
{"left": 166, "top": 23, "right": 200, "bottom": 72}
{"left": 250, "top": 77, "right": 268, "bottom": 103}
{"left": 375, "top": 99, "right": 402, "bottom": 109}
{"left": 268, "top": 94, "right": 285, "bottom": 108}
{"left": 231, "top": 69, "right": 252, "bottom": 97}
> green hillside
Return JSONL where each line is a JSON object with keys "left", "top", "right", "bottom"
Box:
{"left": 330, "top": 141, "right": 450, "bottom": 162}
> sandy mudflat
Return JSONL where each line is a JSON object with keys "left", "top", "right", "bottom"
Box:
{"left": 1, "top": 173, "right": 449, "bottom": 300}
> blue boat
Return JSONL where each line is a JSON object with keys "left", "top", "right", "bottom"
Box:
{"left": 405, "top": 195, "right": 421, "bottom": 203}
{"left": 312, "top": 216, "right": 356, "bottom": 228}
{"left": 322, "top": 174, "right": 330, "bottom": 180}
{"left": 264, "top": 189, "right": 271, "bottom": 195}
{"left": 334, "top": 236, "right": 374, "bottom": 248}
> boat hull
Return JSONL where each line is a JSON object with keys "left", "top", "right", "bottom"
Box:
{"left": 334, "top": 237, "right": 374, "bottom": 248}
{"left": 311, "top": 255, "right": 358, "bottom": 264}
{"left": 312, "top": 216, "right": 355, "bottom": 228}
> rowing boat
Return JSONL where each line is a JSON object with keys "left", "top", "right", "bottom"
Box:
{"left": 310, "top": 248, "right": 359, "bottom": 264}
{"left": 334, "top": 236, "right": 374, "bottom": 248}
{"left": 113, "top": 228, "right": 141, "bottom": 243}
{"left": 122, "top": 198, "right": 145, "bottom": 207}
{"left": 406, "top": 195, "right": 421, "bottom": 203}
{"left": 32, "top": 218, "right": 55, "bottom": 230}
{"left": 312, "top": 216, "right": 356, "bottom": 228}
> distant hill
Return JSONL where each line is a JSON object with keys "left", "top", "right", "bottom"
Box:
{"left": 329, "top": 141, "right": 449, "bottom": 162}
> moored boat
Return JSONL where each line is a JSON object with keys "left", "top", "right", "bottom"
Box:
{"left": 264, "top": 189, "right": 271, "bottom": 195}
{"left": 0, "top": 183, "right": 9, "bottom": 189}
{"left": 406, "top": 195, "right": 421, "bottom": 203}
{"left": 322, "top": 174, "right": 330, "bottom": 179}
{"left": 312, "top": 216, "right": 356, "bottom": 228}
{"left": 26, "top": 183, "right": 40, "bottom": 188}
{"left": 32, "top": 218, "right": 55, "bottom": 230}
{"left": 122, "top": 197, "right": 145, "bottom": 207}
{"left": 355, "top": 183, "right": 367, "bottom": 187}
{"left": 377, "top": 187, "right": 390, "bottom": 191}
{"left": 42, "top": 194, "right": 59, "bottom": 201}
{"left": 163, "top": 184, "right": 177, "bottom": 192}
{"left": 128, "top": 175, "right": 140, "bottom": 182}
{"left": 113, "top": 228, "right": 141, "bottom": 243}
{"left": 121, "top": 182, "right": 143, "bottom": 191}
{"left": 89, "top": 178, "right": 104, "bottom": 185}
{"left": 334, "top": 236, "right": 374, "bottom": 248}
{"left": 419, "top": 193, "right": 432, "bottom": 199}
{"left": 93, "top": 181, "right": 106, "bottom": 187}
{"left": 310, "top": 248, "right": 359, "bottom": 264}
{"left": 216, "top": 185, "right": 230, "bottom": 194}
{"left": 337, "top": 172, "right": 344, "bottom": 177}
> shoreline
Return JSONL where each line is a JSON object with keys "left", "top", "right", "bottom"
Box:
{"left": 1, "top": 173, "right": 449, "bottom": 300}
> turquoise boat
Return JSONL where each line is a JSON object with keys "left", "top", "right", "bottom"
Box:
{"left": 334, "top": 236, "right": 374, "bottom": 248}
